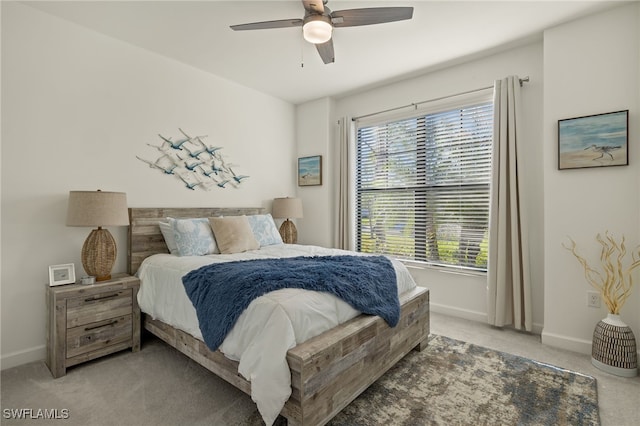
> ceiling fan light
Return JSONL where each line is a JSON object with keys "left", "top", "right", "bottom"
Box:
{"left": 303, "top": 18, "right": 332, "bottom": 44}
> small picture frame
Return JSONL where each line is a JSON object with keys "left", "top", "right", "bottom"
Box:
{"left": 298, "top": 155, "right": 322, "bottom": 186}
{"left": 49, "top": 263, "right": 76, "bottom": 286}
{"left": 558, "top": 110, "right": 628, "bottom": 170}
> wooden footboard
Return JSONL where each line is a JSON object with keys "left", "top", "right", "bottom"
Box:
{"left": 144, "top": 286, "right": 429, "bottom": 426}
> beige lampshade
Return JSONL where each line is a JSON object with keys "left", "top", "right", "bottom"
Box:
{"left": 66, "top": 190, "right": 129, "bottom": 282}
{"left": 66, "top": 190, "right": 129, "bottom": 227}
{"left": 272, "top": 197, "right": 303, "bottom": 219}
{"left": 272, "top": 197, "right": 303, "bottom": 244}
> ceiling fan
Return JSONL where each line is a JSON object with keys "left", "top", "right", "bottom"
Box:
{"left": 230, "top": 1, "right": 414, "bottom": 64}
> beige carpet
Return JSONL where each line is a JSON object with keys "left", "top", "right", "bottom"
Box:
{"left": 0, "top": 328, "right": 597, "bottom": 426}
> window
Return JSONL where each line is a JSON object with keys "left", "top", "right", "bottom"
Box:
{"left": 355, "top": 96, "right": 493, "bottom": 272}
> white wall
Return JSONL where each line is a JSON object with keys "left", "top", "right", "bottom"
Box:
{"left": 295, "top": 3, "right": 640, "bottom": 355}
{"left": 3, "top": 2, "right": 638, "bottom": 370}
{"left": 309, "top": 42, "right": 546, "bottom": 330}
{"left": 542, "top": 3, "right": 640, "bottom": 354}
{"left": 295, "top": 97, "right": 335, "bottom": 247}
{"left": 1, "top": 3, "right": 296, "bottom": 368}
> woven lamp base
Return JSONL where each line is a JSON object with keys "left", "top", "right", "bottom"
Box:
{"left": 591, "top": 314, "right": 637, "bottom": 377}
{"left": 81, "top": 227, "right": 116, "bottom": 282}
{"left": 279, "top": 219, "right": 298, "bottom": 244}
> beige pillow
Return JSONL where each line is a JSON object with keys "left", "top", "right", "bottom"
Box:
{"left": 209, "top": 216, "right": 260, "bottom": 254}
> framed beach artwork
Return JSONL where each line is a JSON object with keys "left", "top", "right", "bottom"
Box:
{"left": 298, "top": 155, "right": 322, "bottom": 186}
{"left": 558, "top": 110, "right": 628, "bottom": 170}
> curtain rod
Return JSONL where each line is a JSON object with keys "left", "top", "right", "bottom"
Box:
{"left": 352, "top": 76, "right": 530, "bottom": 122}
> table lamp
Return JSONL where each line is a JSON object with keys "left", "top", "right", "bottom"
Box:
{"left": 272, "top": 197, "right": 303, "bottom": 244}
{"left": 66, "top": 190, "right": 129, "bottom": 281}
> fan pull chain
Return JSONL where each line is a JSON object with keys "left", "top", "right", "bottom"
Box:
{"left": 300, "top": 30, "right": 305, "bottom": 68}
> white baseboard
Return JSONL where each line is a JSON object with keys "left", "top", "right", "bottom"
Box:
{"left": 430, "top": 302, "right": 544, "bottom": 335}
{"left": 541, "top": 331, "right": 592, "bottom": 355}
{"left": 430, "top": 302, "right": 486, "bottom": 323}
{"left": 531, "top": 323, "right": 544, "bottom": 335}
{"left": 1, "top": 345, "right": 45, "bottom": 370}
{"left": 541, "top": 330, "right": 640, "bottom": 358}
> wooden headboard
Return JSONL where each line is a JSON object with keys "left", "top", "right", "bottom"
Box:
{"left": 127, "top": 207, "right": 265, "bottom": 275}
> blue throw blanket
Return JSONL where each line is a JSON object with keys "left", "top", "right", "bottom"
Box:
{"left": 182, "top": 255, "right": 399, "bottom": 352}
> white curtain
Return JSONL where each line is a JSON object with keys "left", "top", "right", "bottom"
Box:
{"left": 487, "top": 76, "right": 532, "bottom": 331}
{"left": 335, "top": 117, "right": 350, "bottom": 250}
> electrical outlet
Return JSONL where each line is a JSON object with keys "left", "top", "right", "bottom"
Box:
{"left": 587, "top": 291, "right": 601, "bottom": 308}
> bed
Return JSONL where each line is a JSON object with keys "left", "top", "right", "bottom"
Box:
{"left": 128, "top": 207, "right": 430, "bottom": 426}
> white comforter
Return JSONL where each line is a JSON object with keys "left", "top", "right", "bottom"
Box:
{"left": 137, "top": 244, "right": 416, "bottom": 426}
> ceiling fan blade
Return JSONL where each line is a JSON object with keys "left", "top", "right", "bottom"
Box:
{"left": 331, "top": 7, "right": 413, "bottom": 27}
{"left": 315, "top": 39, "right": 335, "bottom": 64}
{"left": 230, "top": 19, "right": 303, "bottom": 31}
{"left": 302, "top": 0, "right": 324, "bottom": 15}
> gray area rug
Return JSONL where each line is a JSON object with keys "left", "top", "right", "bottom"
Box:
{"left": 264, "top": 335, "right": 600, "bottom": 425}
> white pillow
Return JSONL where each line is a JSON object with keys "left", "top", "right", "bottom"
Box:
{"left": 247, "top": 214, "right": 283, "bottom": 247}
{"left": 169, "top": 217, "right": 219, "bottom": 256}
{"left": 159, "top": 221, "right": 178, "bottom": 255}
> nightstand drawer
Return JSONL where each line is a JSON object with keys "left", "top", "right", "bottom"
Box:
{"left": 66, "top": 314, "right": 132, "bottom": 358}
{"left": 66, "top": 289, "right": 132, "bottom": 328}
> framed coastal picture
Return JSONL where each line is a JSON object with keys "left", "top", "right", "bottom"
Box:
{"left": 298, "top": 155, "right": 322, "bottom": 186}
{"left": 558, "top": 110, "right": 628, "bottom": 170}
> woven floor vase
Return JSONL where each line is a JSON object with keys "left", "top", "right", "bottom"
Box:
{"left": 591, "top": 314, "right": 637, "bottom": 377}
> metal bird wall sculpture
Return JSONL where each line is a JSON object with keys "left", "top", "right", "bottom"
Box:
{"left": 136, "top": 128, "right": 249, "bottom": 190}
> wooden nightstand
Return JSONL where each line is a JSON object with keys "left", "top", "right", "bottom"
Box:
{"left": 46, "top": 273, "right": 141, "bottom": 378}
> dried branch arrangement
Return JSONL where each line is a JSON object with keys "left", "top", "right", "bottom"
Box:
{"left": 563, "top": 232, "right": 640, "bottom": 314}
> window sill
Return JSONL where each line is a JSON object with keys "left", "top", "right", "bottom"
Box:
{"left": 399, "top": 259, "right": 487, "bottom": 278}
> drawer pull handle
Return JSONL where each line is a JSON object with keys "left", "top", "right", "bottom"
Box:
{"left": 84, "top": 293, "right": 119, "bottom": 302}
{"left": 84, "top": 320, "right": 118, "bottom": 331}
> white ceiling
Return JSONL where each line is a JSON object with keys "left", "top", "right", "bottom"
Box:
{"left": 25, "top": 0, "right": 622, "bottom": 104}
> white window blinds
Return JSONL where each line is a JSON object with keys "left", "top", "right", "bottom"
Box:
{"left": 355, "top": 98, "right": 493, "bottom": 272}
